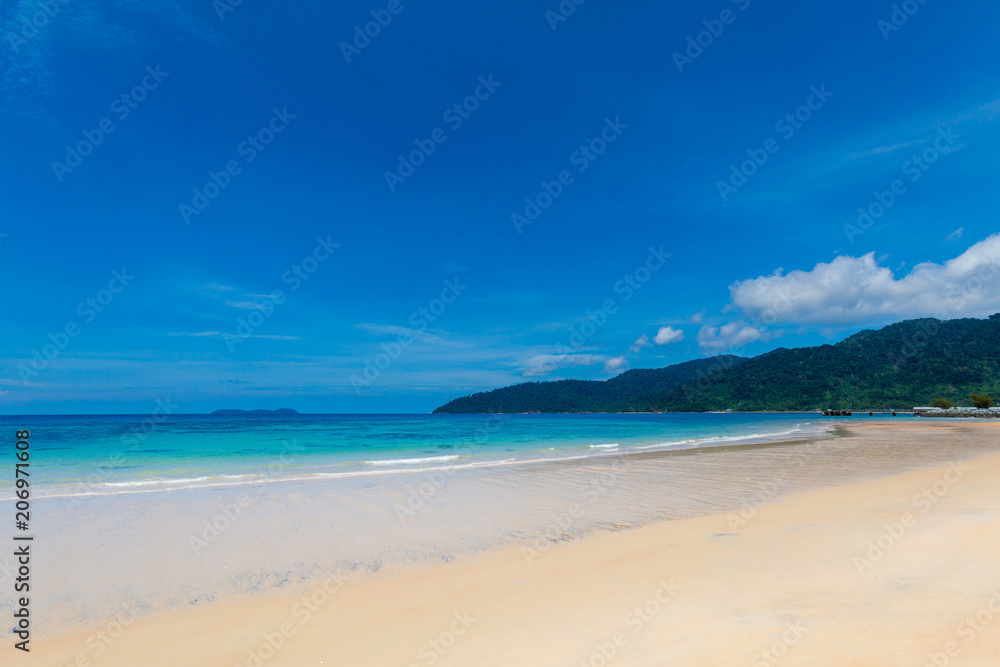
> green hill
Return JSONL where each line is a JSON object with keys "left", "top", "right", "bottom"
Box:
{"left": 432, "top": 356, "right": 747, "bottom": 413}
{"left": 433, "top": 314, "right": 1000, "bottom": 413}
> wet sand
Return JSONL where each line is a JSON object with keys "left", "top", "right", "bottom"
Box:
{"left": 26, "top": 421, "right": 1000, "bottom": 665}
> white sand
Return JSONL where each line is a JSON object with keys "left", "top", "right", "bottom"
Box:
{"left": 27, "top": 421, "right": 1000, "bottom": 665}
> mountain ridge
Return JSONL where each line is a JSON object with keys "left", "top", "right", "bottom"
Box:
{"left": 433, "top": 315, "right": 1000, "bottom": 413}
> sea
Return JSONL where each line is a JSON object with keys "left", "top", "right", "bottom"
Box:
{"left": 6, "top": 412, "right": 994, "bottom": 635}
{"left": 0, "top": 413, "right": 834, "bottom": 501}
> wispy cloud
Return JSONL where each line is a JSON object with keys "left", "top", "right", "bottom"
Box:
{"left": 522, "top": 353, "right": 601, "bottom": 377}
{"left": 354, "top": 323, "right": 450, "bottom": 345}
{"left": 1, "top": 0, "right": 223, "bottom": 121}
{"left": 847, "top": 140, "right": 922, "bottom": 160}
{"left": 166, "top": 331, "right": 300, "bottom": 341}
{"left": 628, "top": 334, "right": 652, "bottom": 352}
{"left": 225, "top": 300, "right": 269, "bottom": 310}
{"left": 199, "top": 283, "right": 237, "bottom": 292}
{"left": 697, "top": 322, "right": 774, "bottom": 354}
{"left": 603, "top": 356, "right": 627, "bottom": 373}
{"left": 166, "top": 331, "right": 223, "bottom": 337}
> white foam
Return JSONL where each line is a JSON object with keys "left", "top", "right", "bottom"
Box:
{"left": 16, "top": 423, "right": 832, "bottom": 501}
{"left": 102, "top": 474, "right": 257, "bottom": 488}
{"left": 364, "top": 455, "right": 461, "bottom": 466}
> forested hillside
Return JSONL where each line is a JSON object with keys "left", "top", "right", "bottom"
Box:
{"left": 433, "top": 315, "right": 1000, "bottom": 413}
{"left": 433, "top": 356, "right": 746, "bottom": 413}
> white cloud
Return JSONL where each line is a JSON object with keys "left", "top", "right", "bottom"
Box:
{"left": 200, "top": 283, "right": 236, "bottom": 292}
{"left": 603, "top": 356, "right": 627, "bottom": 374}
{"left": 697, "top": 322, "right": 771, "bottom": 354}
{"left": 522, "top": 354, "right": 600, "bottom": 377}
{"left": 629, "top": 334, "right": 652, "bottom": 352}
{"left": 166, "top": 331, "right": 222, "bottom": 337}
{"left": 654, "top": 326, "right": 684, "bottom": 345}
{"left": 354, "top": 323, "right": 446, "bottom": 344}
{"left": 728, "top": 233, "right": 1000, "bottom": 326}
{"left": 847, "top": 140, "right": 921, "bottom": 160}
{"left": 690, "top": 311, "right": 705, "bottom": 324}
{"left": 165, "top": 331, "right": 300, "bottom": 341}
{"left": 948, "top": 227, "right": 964, "bottom": 240}
{"left": 226, "top": 300, "right": 268, "bottom": 310}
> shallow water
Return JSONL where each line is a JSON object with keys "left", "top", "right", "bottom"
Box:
{"left": 3, "top": 417, "right": 997, "bottom": 638}
{"left": 0, "top": 413, "right": 831, "bottom": 500}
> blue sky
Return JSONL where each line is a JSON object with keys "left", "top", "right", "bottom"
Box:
{"left": 2, "top": 0, "right": 1000, "bottom": 414}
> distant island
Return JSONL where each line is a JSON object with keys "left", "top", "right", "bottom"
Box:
{"left": 434, "top": 314, "right": 1000, "bottom": 413}
{"left": 210, "top": 409, "right": 300, "bottom": 415}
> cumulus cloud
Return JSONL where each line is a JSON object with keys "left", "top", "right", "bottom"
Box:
{"left": 522, "top": 354, "right": 600, "bottom": 377}
{"left": 728, "top": 233, "right": 1000, "bottom": 326}
{"left": 629, "top": 334, "right": 652, "bottom": 352}
{"left": 697, "top": 322, "right": 771, "bottom": 354}
{"left": 654, "top": 326, "right": 684, "bottom": 345}
{"left": 603, "top": 356, "right": 627, "bottom": 373}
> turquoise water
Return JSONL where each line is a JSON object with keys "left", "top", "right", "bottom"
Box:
{"left": 0, "top": 413, "right": 837, "bottom": 499}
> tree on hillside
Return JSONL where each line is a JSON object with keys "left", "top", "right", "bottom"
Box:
{"left": 970, "top": 394, "right": 995, "bottom": 409}
{"left": 931, "top": 397, "right": 957, "bottom": 409}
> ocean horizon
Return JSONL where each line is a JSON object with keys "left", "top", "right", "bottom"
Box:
{"left": 0, "top": 413, "right": 839, "bottom": 502}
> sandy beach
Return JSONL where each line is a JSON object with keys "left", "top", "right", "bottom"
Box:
{"left": 27, "top": 421, "right": 1000, "bottom": 665}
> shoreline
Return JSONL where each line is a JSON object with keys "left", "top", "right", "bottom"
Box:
{"left": 25, "top": 421, "right": 1000, "bottom": 665}
{"left": 4, "top": 417, "right": 834, "bottom": 503}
